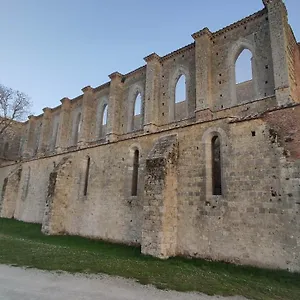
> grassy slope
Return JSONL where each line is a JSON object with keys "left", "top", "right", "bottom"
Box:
{"left": 0, "top": 218, "right": 299, "bottom": 300}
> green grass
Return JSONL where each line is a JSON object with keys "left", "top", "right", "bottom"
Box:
{"left": 0, "top": 218, "right": 299, "bottom": 300}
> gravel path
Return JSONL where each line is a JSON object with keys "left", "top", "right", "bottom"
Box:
{"left": 0, "top": 264, "right": 247, "bottom": 300}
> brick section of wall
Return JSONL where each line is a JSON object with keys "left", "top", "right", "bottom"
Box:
{"left": 264, "top": 105, "right": 300, "bottom": 160}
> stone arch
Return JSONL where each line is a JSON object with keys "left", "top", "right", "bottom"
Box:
{"left": 228, "top": 38, "right": 258, "bottom": 106}
{"left": 127, "top": 83, "right": 145, "bottom": 132}
{"left": 96, "top": 96, "right": 108, "bottom": 139}
{"left": 169, "top": 65, "right": 190, "bottom": 122}
{"left": 202, "top": 127, "right": 229, "bottom": 198}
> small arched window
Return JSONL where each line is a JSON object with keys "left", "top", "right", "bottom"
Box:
{"left": 73, "top": 112, "right": 81, "bottom": 145}
{"left": 235, "top": 49, "right": 253, "bottom": 84}
{"left": 175, "top": 74, "right": 186, "bottom": 103}
{"left": 131, "top": 149, "right": 139, "bottom": 196}
{"left": 212, "top": 135, "right": 222, "bottom": 195}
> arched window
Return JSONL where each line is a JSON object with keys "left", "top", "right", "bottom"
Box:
{"left": 171, "top": 72, "right": 188, "bottom": 121}
{"left": 130, "top": 93, "right": 143, "bottom": 132}
{"left": 212, "top": 135, "right": 222, "bottom": 195}
{"left": 98, "top": 104, "right": 108, "bottom": 138}
{"left": 235, "top": 49, "right": 253, "bottom": 84}
{"left": 73, "top": 112, "right": 81, "bottom": 145}
{"left": 134, "top": 93, "right": 142, "bottom": 116}
{"left": 175, "top": 74, "right": 186, "bottom": 103}
{"left": 102, "top": 105, "right": 108, "bottom": 125}
{"left": 131, "top": 149, "right": 139, "bottom": 196}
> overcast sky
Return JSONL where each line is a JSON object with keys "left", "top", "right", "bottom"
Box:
{"left": 0, "top": 0, "right": 299, "bottom": 115}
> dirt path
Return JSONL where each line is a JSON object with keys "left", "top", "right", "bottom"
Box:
{"left": 0, "top": 264, "right": 247, "bottom": 300}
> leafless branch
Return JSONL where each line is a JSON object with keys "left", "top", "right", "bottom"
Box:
{"left": 0, "top": 84, "right": 31, "bottom": 137}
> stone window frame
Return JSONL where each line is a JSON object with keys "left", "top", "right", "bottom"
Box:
{"left": 168, "top": 65, "right": 190, "bottom": 122}
{"left": 202, "top": 127, "right": 229, "bottom": 200}
{"left": 96, "top": 96, "right": 109, "bottom": 139}
{"left": 127, "top": 83, "right": 145, "bottom": 133}
{"left": 228, "top": 38, "right": 259, "bottom": 107}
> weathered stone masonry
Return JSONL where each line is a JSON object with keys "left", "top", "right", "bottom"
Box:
{"left": 1, "top": 0, "right": 300, "bottom": 271}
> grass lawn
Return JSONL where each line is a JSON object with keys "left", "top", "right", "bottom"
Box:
{"left": 0, "top": 218, "right": 299, "bottom": 300}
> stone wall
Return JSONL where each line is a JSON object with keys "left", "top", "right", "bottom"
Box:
{"left": 1, "top": 103, "right": 300, "bottom": 270}
{"left": 0, "top": 0, "right": 299, "bottom": 272}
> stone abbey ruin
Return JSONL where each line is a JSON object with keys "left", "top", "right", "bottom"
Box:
{"left": 1, "top": 0, "right": 300, "bottom": 271}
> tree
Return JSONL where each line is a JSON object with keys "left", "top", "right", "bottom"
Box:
{"left": 0, "top": 84, "right": 31, "bottom": 138}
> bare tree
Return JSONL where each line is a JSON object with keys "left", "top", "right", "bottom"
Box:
{"left": 0, "top": 84, "right": 31, "bottom": 137}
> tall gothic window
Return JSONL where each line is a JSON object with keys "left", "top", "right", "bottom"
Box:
{"left": 175, "top": 74, "right": 186, "bottom": 103}
{"left": 134, "top": 93, "right": 142, "bottom": 116}
{"left": 102, "top": 105, "right": 108, "bottom": 126}
{"left": 235, "top": 49, "right": 253, "bottom": 84}
{"left": 73, "top": 112, "right": 81, "bottom": 145}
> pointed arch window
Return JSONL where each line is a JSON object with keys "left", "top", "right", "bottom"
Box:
{"left": 129, "top": 91, "right": 143, "bottom": 132}
{"left": 235, "top": 49, "right": 253, "bottom": 84}
{"left": 231, "top": 44, "right": 257, "bottom": 105}
{"left": 175, "top": 74, "right": 186, "bottom": 103}
{"left": 73, "top": 112, "right": 82, "bottom": 145}
{"left": 212, "top": 135, "right": 222, "bottom": 195}
{"left": 134, "top": 93, "right": 142, "bottom": 116}
{"left": 98, "top": 104, "right": 108, "bottom": 138}
{"left": 102, "top": 104, "right": 108, "bottom": 125}
{"left": 131, "top": 149, "right": 139, "bottom": 196}
{"left": 170, "top": 71, "right": 188, "bottom": 121}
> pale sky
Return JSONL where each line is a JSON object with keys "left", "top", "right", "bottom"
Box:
{"left": 0, "top": 0, "right": 299, "bottom": 116}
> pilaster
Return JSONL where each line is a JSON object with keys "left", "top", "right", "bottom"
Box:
{"left": 23, "top": 115, "right": 37, "bottom": 159}
{"left": 263, "top": 0, "right": 292, "bottom": 105}
{"left": 78, "top": 86, "right": 95, "bottom": 146}
{"left": 38, "top": 107, "right": 52, "bottom": 155}
{"left": 143, "top": 53, "right": 161, "bottom": 133}
{"left": 106, "top": 72, "right": 123, "bottom": 142}
{"left": 56, "top": 97, "right": 71, "bottom": 151}
{"left": 142, "top": 135, "right": 178, "bottom": 258}
{"left": 192, "top": 27, "right": 213, "bottom": 121}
